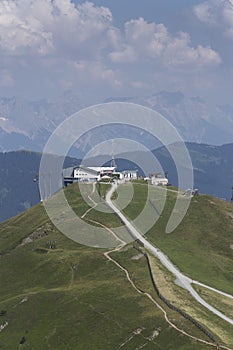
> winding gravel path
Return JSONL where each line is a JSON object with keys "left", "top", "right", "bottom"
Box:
{"left": 106, "top": 183, "right": 233, "bottom": 326}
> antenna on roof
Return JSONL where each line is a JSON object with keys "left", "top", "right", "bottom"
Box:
{"left": 110, "top": 140, "right": 117, "bottom": 169}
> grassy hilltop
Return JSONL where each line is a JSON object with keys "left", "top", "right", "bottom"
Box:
{"left": 121, "top": 183, "right": 233, "bottom": 293}
{"left": 0, "top": 183, "right": 232, "bottom": 349}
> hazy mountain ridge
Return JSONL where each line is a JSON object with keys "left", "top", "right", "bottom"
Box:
{"left": 0, "top": 151, "right": 79, "bottom": 222}
{"left": 155, "top": 142, "right": 233, "bottom": 200}
{"left": 0, "top": 91, "right": 233, "bottom": 154}
{"left": 0, "top": 93, "right": 85, "bottom": 152}
{"left": 106, "top": 91, "right": 233, "bottom": 145}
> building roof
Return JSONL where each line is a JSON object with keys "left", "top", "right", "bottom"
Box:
{"left": 74, "top": 165, "right": 99, "bottom": 175}
{"left": 63, "top": 165, "right": 100, "bottom": 178}
{"left": 122, "top": 169, "right": 138, "bottom": 173}
{"left": 88, "top": 166, "right": 116, "bottom": 173}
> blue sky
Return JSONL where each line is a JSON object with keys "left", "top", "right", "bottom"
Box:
{"left": 0, "top": 0, "right": 232, "bottom": 105}
{"left": 74, "top": 0, "right": 200, "bottom": 23}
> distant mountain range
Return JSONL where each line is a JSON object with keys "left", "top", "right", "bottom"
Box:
{"left": 111, "top": 142, "right": 233, "bottom": 201}
{"left": 154, "top": 142, "right": 233, "bottom": 200}
{"left": 0, "top": 90, "right": 232, "bottom": 222}
{"left": 0, "top": 91, "right": 233, "bottom": 155}
{"left": 0, "top": 143, "right": 232, "bottom": 222}
{"left": 105, "top": 92, "right": 233, "bottom": 145}
{"left": 0, "top": 92, "right": 84, "bottom": 153}
{"left": 0, "top": 151, "right": 79, "bottom": 222}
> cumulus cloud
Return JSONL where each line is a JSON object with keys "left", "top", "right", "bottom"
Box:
{"left": 194, "top": 0, "right": 233, "bottom": 40}
{"left": 73, "top": 59, "right": 121, "bottom": 86}
{"left": 0, "top": 1, "right": 221, "bottom": 68}
{"left": 110, "top": 17, "right": 221, "bottom": 68}
{"left": 0, "top": 0, "right": 224, "bottom": 101}
{"left": 0, "top": 0, "right": 114, "bottom": 57}
{"left": 0, "top": 0, "right": 54, "bottom": 55}
{"left": 193, "top": 1, "right": 217, "bottom": 24}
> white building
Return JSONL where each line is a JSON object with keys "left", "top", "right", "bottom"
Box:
{"left": 63, "top": 165, "right": 117, "bottom": 185}
{"left": 151, "top": 173, "right": 168, "bottom": 186}
{"left": 63, "top": 165, "right": 139, "bottom": 185}
{"left": 73, "top": 166, "right": 100, "bottom": 182}
{"left": 122, "top": 170, "right": 138, "bottom": 180}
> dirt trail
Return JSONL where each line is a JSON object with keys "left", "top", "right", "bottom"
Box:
{"left": 82, "top": 189, "right": 225, "bottom": 349}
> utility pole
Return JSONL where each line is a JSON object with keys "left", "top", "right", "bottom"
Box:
{"left": 110, "top": 140, "right": 117, "bottom": 169}
{"left": 33, "top": 174, "right": 41, "bottom": 202}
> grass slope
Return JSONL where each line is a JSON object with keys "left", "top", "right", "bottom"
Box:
{"left": 0, "top": 183, "right": 231, "bottom": 349}
{"left": 122, "top": 183, "right": 233, "bottom": 294}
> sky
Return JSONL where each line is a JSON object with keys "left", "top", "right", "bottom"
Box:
{"left": 0, "top": 0, "right": 232, "bottom": 105}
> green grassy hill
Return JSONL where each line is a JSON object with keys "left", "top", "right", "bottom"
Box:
{"left": 121, "top": 183, "right": 233, "bottom": 294}
{"left": 0, "top": 183, "right": 232, "bottom": 349}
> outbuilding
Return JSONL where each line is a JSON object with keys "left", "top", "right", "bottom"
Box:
{"left": 151, "top": 173, "right": 168, "bottom": 186}
{"left": 122, "top": 170, "right": 138, "bottom": 180}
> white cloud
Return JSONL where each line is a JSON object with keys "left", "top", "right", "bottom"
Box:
{"left": 73, "top": 60, "right": 122, "bottom": 87}
{"left": 110, "top": 46, "right": 137, "bottom": 63}
{"left": 0, "top": 0, "right": 54, "bottom": 55}
{"left": 0, "top": 0, "right": 224, "bottom": 102}
{"left": 194, "top": 0, "right": 233, "bottom": 40}
{"left": 193, "top": 1, "right": 216, "bottom": 24}
{"left": 0, "top": 0, "right": 114, "bottom": 57}
{"left": 0, "top": 1, "right": 220, "bottom": 68}
{"left": 109, "top": 17, "right": 221, "bottom": 68}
